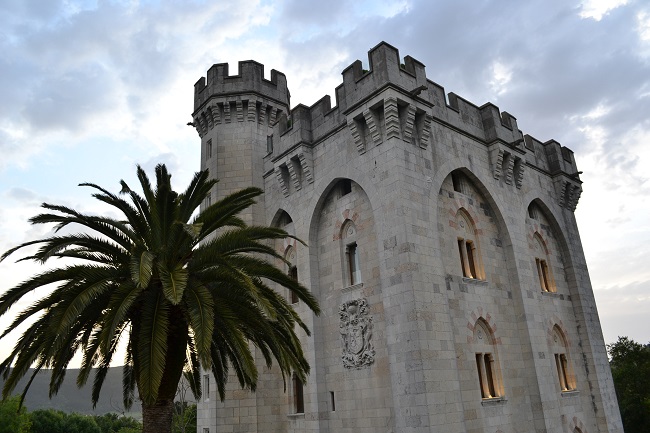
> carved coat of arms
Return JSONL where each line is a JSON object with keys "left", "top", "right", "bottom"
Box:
{"left": 339, "top": 298, "right": 375, "bottom": 369}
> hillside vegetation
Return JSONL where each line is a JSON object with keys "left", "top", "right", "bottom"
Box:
{"left": 1, "top": 367, "right": 137, "bottom": 416}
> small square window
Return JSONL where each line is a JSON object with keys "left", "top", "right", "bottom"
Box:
{"left": 267, "top": 135, "right": 273, "bottom": 153}
{"left": 203, "top": 374, "right": 210, "bottom": 401}
{"left": 206, "top": 139, "right": 213, "bottom": 159}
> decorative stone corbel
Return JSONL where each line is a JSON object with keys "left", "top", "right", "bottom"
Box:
{"left": 347, "top": 118, "right": 365, "bottom": 154}
{"left": 384, "top": 97, "right": 400, "bottom": 139}
{"left": 363, "top": 109, "right": 382, "bottom": 145}
{"left": 275, "top": 165, "right": 289, "bottom": 198}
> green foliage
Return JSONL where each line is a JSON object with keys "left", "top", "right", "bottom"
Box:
{"left": 116, "top": 428, "right": 142, "bottom": 433}
{"left": 0, "top": 396, "right": 31, "bottom": 433}
{"left": 30, "top": 409, "right": 141, "bottom": 433}
{"left": 31, "top": 409, "right": 106, "bottom": 433}
{"left": 63, "top": 412, "right": 102, "bottom": 433}
{"left": 0, "top": 164, "right": 319, "bottom": 433}
{"left": 172, "top": 402, "right": 196, "bottom": 433}
{"left": 30, "top": 409, "right": 66, "bottom": 433}
{"left": 608, "top": 336, "right": 650, "bottom": 433}
{"left": 93, "top": 412, "right": 142, "bottom": 433}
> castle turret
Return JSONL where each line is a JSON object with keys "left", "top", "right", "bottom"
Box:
{"left": 192, "top": 60, "right": 290, "bottom": 224}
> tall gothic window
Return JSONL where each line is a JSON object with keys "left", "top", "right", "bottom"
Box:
{"left": 533, "top": 233, "right": 555, "bottom": 292}
{"left": 473, "top": 319, "right": 503, "bottom": 399}
{"left": 456, "top": 209, "right": 484, "bottom": 280}
{"left": 552, "top": 326, "right": 576, "bottom": 392}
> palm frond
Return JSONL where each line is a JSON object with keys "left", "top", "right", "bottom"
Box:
{"left": 130, "top": 250, "right": 155, "bottom": 288}
{"left": 184, "top": 339, "right": 202, "bottom": 401}
{"left": 135, "top": 289, "right": 170, "bottom": 404}
{"left": 0, "top": 163, "right": 320, "bottom": 418}
{"left": 158, "top": 262, "right": 188, "bottom": 305}
{"left": 184, "top": 282, "right": 214, "bottom": 365}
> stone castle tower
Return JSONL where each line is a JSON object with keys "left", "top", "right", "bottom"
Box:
{"left": 191, "top": 42, "right": 622, "bottom": 433}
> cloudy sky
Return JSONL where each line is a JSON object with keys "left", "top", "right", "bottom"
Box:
{"left": 1, "top": 0, "right": 649, "bottom": 365}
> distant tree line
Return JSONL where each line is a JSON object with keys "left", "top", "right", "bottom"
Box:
{"left": 0, "top": 397, "right": 196, "bottom": 433}
{"left": 608, "top": 336, "right": 650, "bottom": 433}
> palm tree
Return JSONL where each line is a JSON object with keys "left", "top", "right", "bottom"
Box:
{"left": 0, "top": 164, "right": 319, "bottom": 433}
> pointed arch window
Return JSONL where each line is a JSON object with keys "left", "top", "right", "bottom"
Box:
{"left": 533, "top": 233, "right": 555, "bottom": 292}
{"left": 473, "top": 319, "right": 503, "bottom": 399}
{"left": 527, "top": 202, "right": 540, "bottom": 220}
{"left": 456, "top": 209, "right": 485, "bottom": 280}
{"left": 552, "top": 326, "right": 576, "bottom": 392}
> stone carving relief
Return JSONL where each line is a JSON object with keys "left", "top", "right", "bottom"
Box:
{"left": 339, "top": 298, "right": 375, "bottom": 369}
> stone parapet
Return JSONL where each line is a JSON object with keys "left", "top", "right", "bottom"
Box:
{"left": 194, "top": 60, "right": 290, "bottom": 113}
{"left": 254, "top": 42, "right": 582, "bottom": 210}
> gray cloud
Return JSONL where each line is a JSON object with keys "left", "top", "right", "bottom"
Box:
{"left": 5, "top": 187, "right": 37, "bottom": 202}
{"left": 275, "top": 1, "right": 649, "bottom": 151}
{"left": 141, "top": 152, "right": 181, "bottom": 177}
{"left": 21, "top": 65, "right": 120, "bottom": 132}
{"left": 282, "top": 0, "right": 347, "bottom": 25}
{"left": 594, "top": 280, "right": 650, "bottom": 344}
{"left": 0, "top": 0, "right": 271, "bottom": 156}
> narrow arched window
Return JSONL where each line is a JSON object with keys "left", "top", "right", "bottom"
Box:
{"left": 533, "top": 233, "right": 555, "bottom": 292}
{"left": 552, "top": 326, "right": 576, "bottom": 392}
{"left": 473, "top": 319, "right": 503, "bottom": 399}
{"left": 456, "top": 209, "right": 484, "bottom": 280}
{"left": 341, "top": 220, "right": 361, "bottom": 286}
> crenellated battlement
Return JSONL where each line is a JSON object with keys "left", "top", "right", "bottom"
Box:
{"left": 193, "top": 60, "right": 290, "bottom": 113}
{"left": 265, "top": 43, "right": 534, "bottom": 155}
{"left": 334, "top": 42, "right": 428, "bottom": 113}
{"left": 193, "top": 42, "right": 583, "bottom": 210}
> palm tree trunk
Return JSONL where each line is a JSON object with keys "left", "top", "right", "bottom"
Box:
{"left": 142, "top": 399, "right": 174, "bottom": 433}
{"left": 137, "top": 307, "right": 189, "bottom": 433}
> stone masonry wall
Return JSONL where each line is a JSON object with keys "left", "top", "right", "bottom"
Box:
{"left": 193, "top": 42, "right": 623, "bottom": 433}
